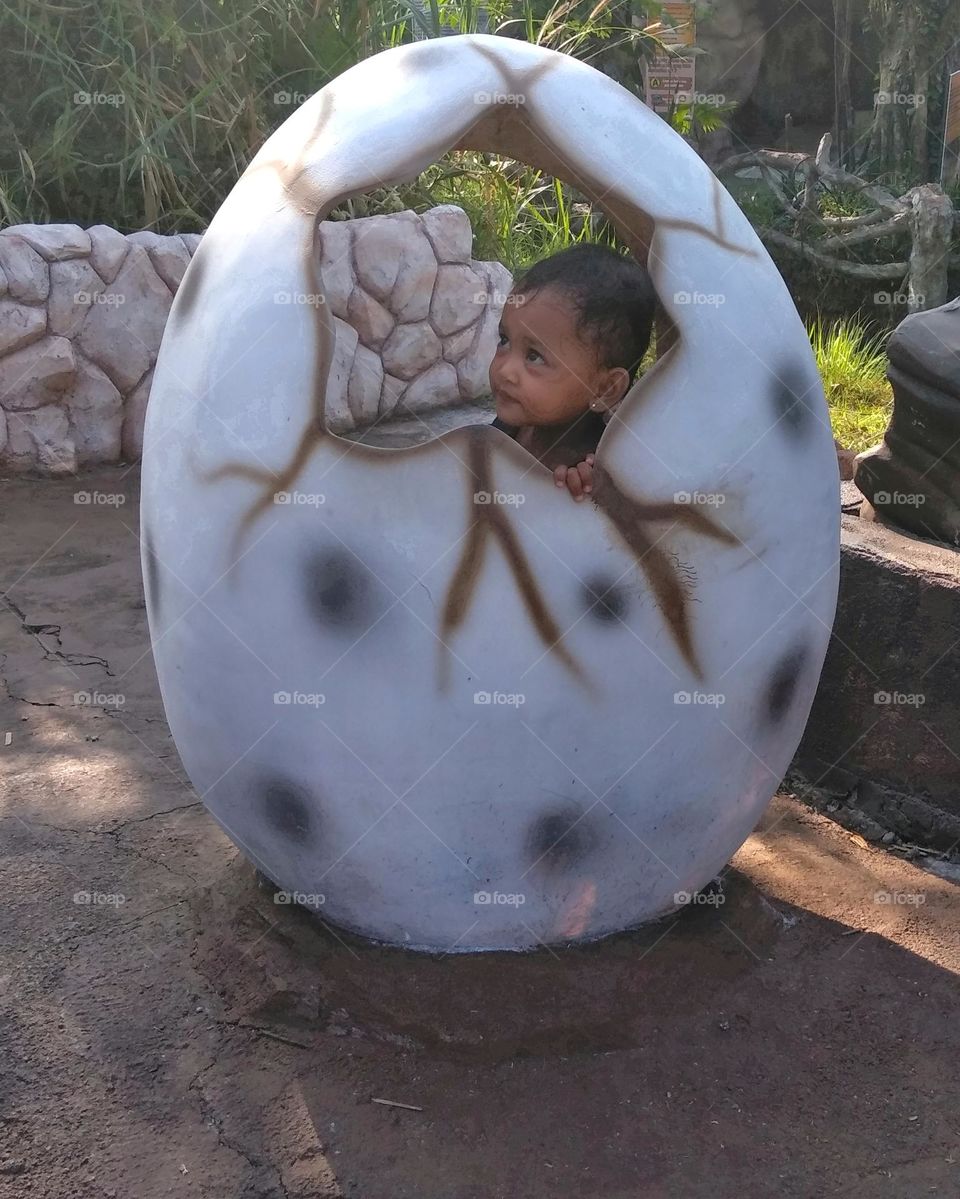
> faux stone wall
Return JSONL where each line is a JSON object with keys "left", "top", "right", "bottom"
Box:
{"left": 318, "top": 206, "right": 511, "bottom": 432}
{"left": 0, "top": 206, "right": 510, "bottom": 475}
{"left": 0, "top": 223, "right": 199, "bottom": 475}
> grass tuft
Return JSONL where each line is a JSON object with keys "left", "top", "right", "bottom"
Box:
{"left": 808, "top": 317, "right": 893, "bottom": 451}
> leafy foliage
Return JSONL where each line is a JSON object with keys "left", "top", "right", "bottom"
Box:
{"left": 669, "top": 99, "right": 736, "bottom": 138}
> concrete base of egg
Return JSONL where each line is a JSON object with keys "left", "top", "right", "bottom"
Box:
{"left": 141, "top": 34, "right": 839, "bottom": 952}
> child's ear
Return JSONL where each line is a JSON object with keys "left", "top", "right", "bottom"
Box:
{"left": 597, "top": 366, "right": 631, "bottom": 410}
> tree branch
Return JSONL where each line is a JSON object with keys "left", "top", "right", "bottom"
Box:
{"left": 758, "top": 228, "right": 909, "bottom": 278}
{"left": 818, "top": 211, "right": 910, "bottom": 249}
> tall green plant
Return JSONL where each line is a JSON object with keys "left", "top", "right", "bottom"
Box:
{"left": 0, "top": 0, "right": 674, "bottom": 232}
{"left": 809, "top": 317, "right": 893, "bottom": 450}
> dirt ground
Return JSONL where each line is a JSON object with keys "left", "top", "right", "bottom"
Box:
{"left": 2, "top": 466, "right": 959, "bottom": 1199}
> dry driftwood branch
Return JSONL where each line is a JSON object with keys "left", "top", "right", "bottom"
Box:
{"left": 818, "top": 211, "right": 910, "bottom": 250}
{"left": 718, "top": 132, "right": 906, "bottom": 218}
{"left": 718, "top": 131, "right": 954, "bottom": 308}
{"left": 814, "top": 132, "right": 832, "bottom": 169}
{"left": 813, "top": 133, "right": 906, "bottom": 213}
{"left": 760, "top": 163, "right": 801, "bottom": 218}
{"left": 758, "top": 228, "right": 909, "bottom": 278}
{"left": 817, "top": 208, "right": 888, "bottom": 229}
{"left": 720, "top": 150, "right": 808, "bottom": 173}
{"left": 801, "top": 158, "right": 819, "bottom": 213}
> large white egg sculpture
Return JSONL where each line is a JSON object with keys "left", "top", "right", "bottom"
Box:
{"left": 141, "top": 33, "right": 839, "bottom": 951}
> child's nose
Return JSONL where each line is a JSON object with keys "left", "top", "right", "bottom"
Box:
{"left": 498, "top": 350, "right": 520, "bottom": 383}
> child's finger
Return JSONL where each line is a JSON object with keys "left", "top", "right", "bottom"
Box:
{"left": 554, "top": 465, "right": 568, "bottom": 488}
{"left": 577, "top": 461, "right": 593, "bottom": 493}
{"left": 566, "top": 470, "right": 585, "bottom": 501}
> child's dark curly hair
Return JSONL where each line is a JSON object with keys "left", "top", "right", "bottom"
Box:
{"left": 511, "top": 243, "right": 657, "bottom": 382}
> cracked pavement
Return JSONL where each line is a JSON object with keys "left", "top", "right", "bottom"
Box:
{"left": 1, "top": 467, "right": 959, "bottom": 1199}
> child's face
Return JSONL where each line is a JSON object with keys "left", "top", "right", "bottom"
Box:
{"left": 489, "top": 285, "right": 625, "bottom": 428}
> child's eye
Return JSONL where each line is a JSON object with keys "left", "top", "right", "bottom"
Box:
{"left": 496, "top": 332, "right": 508, "bottom": 348}
{"left": 526, "top": 347, "right": 544, "bottom": 364}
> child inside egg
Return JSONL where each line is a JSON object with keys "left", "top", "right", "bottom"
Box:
{"left": 487, "top": 242, "right": 657, "bottom": 501}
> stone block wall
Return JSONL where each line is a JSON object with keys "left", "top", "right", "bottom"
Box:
{"left": 319, "top": 206, "right": 511, "bottom": 432}
{"left": 0, "top": 223, "right": 197, "bottom": 475}
{"left": 0, "top": 206, "right": 510, "bottom": 475}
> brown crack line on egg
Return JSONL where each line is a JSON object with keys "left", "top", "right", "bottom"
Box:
{"left": 436, "top": 429, "right": 592, "bottom": 693}
{"left": 590, "top": 461, "right": 740, "bottom": 682}
{"left": 650, "top": 172, "right": 760, "bottom": 258}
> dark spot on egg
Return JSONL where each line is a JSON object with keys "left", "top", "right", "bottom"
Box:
{"left": 771, "top": 360, "right": 821, "bottom": 439}
{"left": 765, "top": 643, "right": 811, "bottom": 725}
{"left": 526, "top": 807, "right": 593, "bottom": 872}
{"left": 303, "top": 546, "right": 380, "bottom": 631}
{"left": 582, "top": 574, "right": 630, "bottom": 624}
{"left": 262, "top": 778, "right": 315, "bottom": 841}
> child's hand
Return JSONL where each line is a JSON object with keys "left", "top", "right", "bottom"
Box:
{"left": 554, "top": 454, "right": 595, "bottom": 502}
